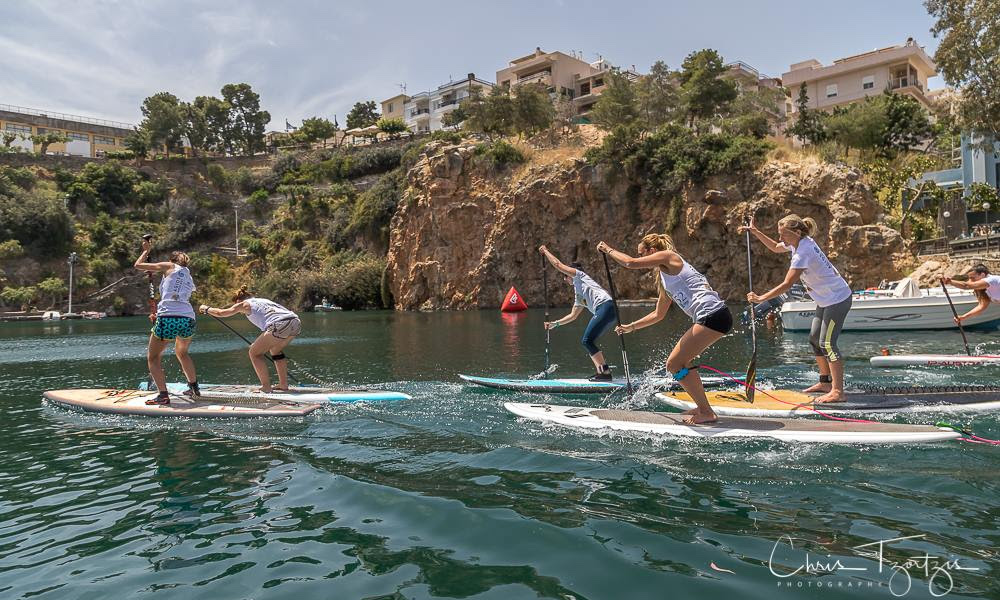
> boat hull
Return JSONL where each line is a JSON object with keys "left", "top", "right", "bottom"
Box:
{"left": 780, "top": 293, "right": 1000, "bottom": 331}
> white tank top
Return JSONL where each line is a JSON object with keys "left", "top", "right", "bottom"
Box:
{"left": 246, "top": 297, "right": 298, "bottom": 331}
{"left": 156, "top": 265, "right": 195, "bottom": 318}
{"left": 985, "top": 275, "right": 1000, "bottom": 302}
{"left": 658, "top": 260, "right": 725, "bottom": 322}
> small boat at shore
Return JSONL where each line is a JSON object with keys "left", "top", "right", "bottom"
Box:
{"left": 314, "top": 304, "right": 342, "bottom": 312}
{"left": 780, "top": 279, "right": 1000, "bottom": 331}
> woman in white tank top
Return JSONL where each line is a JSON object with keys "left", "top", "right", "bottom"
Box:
{"left": 200, "top": 285, "right": 301, "bottom": 392}
{"left": 134, "top": 238, "right": 199, "bottom": 405}
{"left": 598, "top": 233, "right": 732, "bottom": 425}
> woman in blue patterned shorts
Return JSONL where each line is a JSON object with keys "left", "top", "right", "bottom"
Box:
{"left": 134, "top": 238, "right": 199, "bottom": 405}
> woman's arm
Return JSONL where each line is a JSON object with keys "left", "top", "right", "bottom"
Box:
{"left": 200, "top": 301, "right": 251, "bottom": 318}
{"left": 957, "top": 296, "right": 991, "bottom": 323}
{"left": 597, "top": 242, "right": 680, "bottom": 271}
{"left": 748, "top": 269, "right": 803, "bottom": 304}
{"left": 942, "top": 276, "right": 988, "bottom": 290}
{"left": 134, "top": 240, "right": 174, "bottom": 273}
{"left": 545, "top": 304, "right": 584, "bottom": 329}
{"left": 737, "top": 216, "right": 786, "bottom": 254}
{"left": 617, "top": 286, "right": 671, "bottom": 334}
{"left": 538, "top": 245, "right": 577, "bottom": 277}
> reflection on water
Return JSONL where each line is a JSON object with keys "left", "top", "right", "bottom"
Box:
{"left": 0, "top": 311, "right": 998, "bottom": 599}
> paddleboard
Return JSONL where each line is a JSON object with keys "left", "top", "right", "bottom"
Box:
{"left": 656, "top": 386, "right": 1000, "bottom": 416}
{"left": 137, "top": 382, "right": 411, "bottom": 403}
{"left": 459, "top": 374, "right": 728, "bottom": 394}
{"left": 504, "top": 402, "right": 961, "bottom": 444}
{"left": 43, "top": 389, "right": 321, "bottom": 418}
{"left": 870, "top": 354, "right": 1000, "bottom": 367}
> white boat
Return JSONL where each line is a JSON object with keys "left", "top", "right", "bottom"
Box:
{"left": 314, "top": 304, "right": 342, "bottom": 312}
{"left": 780, "top": 278, "right": 1000, "bottom": 331}
{"left": 41, "top": 310, "right": 61, "bottom": 321}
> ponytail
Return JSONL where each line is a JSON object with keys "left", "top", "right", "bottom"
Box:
{"left": 231, "top": 285, "right": 253, "bottom": 303}
{"left": 777, "top": 214, "right": 817, "bottom": 238}
{"left": 639, "top": 233, "right": 676, "bottom": 253}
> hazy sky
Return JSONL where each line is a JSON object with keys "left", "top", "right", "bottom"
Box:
{"left": 1, "top": 0, "right": 942, "bottom": 129}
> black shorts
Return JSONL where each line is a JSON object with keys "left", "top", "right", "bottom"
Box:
{"left": 696, "top": 306, "right": 733, "bottom": 334}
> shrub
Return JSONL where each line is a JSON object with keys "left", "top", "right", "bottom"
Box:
{"left": 0, "top": 239, "right": 24, "bottom": 259}
{"left": 348, "top": 169, "right": 403, "bottom": 244}
{"left": 247, "top": 189, "right": 270, "bottom": 214}
{"left": 346, "top": 145, "right": 403, "bottom": 178}
{"left": 0, "top": 189, "right": 74, "bottom": 256}
{"left": 0, "top": 166, "right": 37, "bottom": 190}
{"left": 0, "top": 285, "right": 37, "bottom": 309}
{"left": 231, "top": 166, "right": 257, "bottom": 195}
{"left": 474, "top": 139, "right": 526, "bottom": 168}
{"left": 206, "top": 163, "right": 229, "bottom": 190}
{"left": 103, "top": 150, "right": 136, "bottom": 160}
{"left": 429, "top": 130, "right": 463, "bottom": 144}
{"left": 272, "top": 152, "right": 301, "bottom": 177}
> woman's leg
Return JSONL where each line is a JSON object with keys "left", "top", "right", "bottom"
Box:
{"left": 269, "top": 335, "right": 295, "bottom": 390}
{"left": 581, "top": 302, "right": 616, "bottom": 373}
{"left": 249, "top": 332, "right": 279, "bottom": 391}
{"left": 803, "top": 307, "right": 832, "bottom": 393}
{"left": 147, "top": 334, "right": 169, "bottom": 393}
{"left": 814, "top": 297, "right": 851, "bottom": 403}
{"left": 667, "top": 324, "right": 726, "bottom": 424}
{"left": 173, "top": 337, "right": 197, "bottom": 385}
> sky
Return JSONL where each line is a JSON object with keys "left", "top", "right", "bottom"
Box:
{"left": 1, "top": 0, "right": 943, "bottom": 129}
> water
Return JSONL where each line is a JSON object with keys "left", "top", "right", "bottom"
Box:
{"left": 1, "top": 309, "right": 998, "bottom": 599}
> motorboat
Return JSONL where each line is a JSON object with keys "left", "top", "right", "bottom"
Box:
{"left": 779, "top": 278, "right": 1000, "bottom": 331}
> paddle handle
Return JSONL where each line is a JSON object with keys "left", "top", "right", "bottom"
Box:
{"left": 940, "top": 278, "right": 972, "bottom": 356}
{"left": 602, "top": 252, "right": 633, "bottom": 394}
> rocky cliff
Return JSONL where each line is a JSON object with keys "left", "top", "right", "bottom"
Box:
{"left": 386, "top": 143, "right": 916, "bottom": 310}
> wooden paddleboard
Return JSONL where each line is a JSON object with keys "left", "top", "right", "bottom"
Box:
{"left": 505, "top": 402, "right": 961, "bottom": 444}
{"left": 459, "top": 374, "right": 727, "bottom": 394}
{"left": 43, "top": 389, "right": 321, "bottom": 418}
{"left": 138, "top": 382, "right": 411, "bottom": 403}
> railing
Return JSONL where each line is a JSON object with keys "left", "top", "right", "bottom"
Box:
{"left": 890, "top": 78, "right": 923, "bottom": 92}
{"left": 915, "top": 236, "right": 949, "bottom": 255}
{"left": 408, "top": 108, "right": 431, "bottom": 117}
{"left": 517, "top": 71, "right": 551, "bottom": 85}
{"left": 725, "top": 61, "right": 760, "bottom": 79}
{"left": 0, "top": 103, "right": 134, "bottom": 130}
{"left": 435, "top": 98, "right": 463, "bottom": 109}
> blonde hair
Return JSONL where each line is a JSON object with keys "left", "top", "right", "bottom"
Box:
{"left": 777, "top": 214, "right": 818, "bottom": 238}
{"left": 169, "top": 251, "right": 190, "bottom": 267}
{"left": 231, "top": 284, "right": 253, "bottom": 303}
{"left": 639, "top": 233, "right": 676, "bottom": 253}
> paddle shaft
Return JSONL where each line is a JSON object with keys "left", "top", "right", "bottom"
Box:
{"left": 744, "top": 221, "right": 757, "bottom": 401}
{"left": 940, "top": 278, "right": 972, "bottom": 356}
{"left": 602, "top": 252, "right": 633, "bottom": 394}
{"left": 542, "top": 253, "right": 550, "bottom": 376}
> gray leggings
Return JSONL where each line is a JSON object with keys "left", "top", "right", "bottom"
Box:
{"left": 809, "top": 295, "right": 852, "bottom": 362}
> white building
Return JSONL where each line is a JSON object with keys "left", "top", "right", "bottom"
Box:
{"left": 400, "top": 75, "right": 494, "bottom": 133}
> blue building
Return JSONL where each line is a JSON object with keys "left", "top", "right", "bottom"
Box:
{"left": 919, "top": 133, "right": 1000, "bottom": 194}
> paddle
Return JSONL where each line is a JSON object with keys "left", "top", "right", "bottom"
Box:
{"left": 142, "top": 234, "right": 156, "bottom": 322}
{"left": 744, "top": 218, "right": 757, "bottom": 403}
{"left": 602, "top": 252, "right": 633, "bottom": 395}
{"left": 941, "top": 277, "right": 972, "bottom": 356}
{"left": 542, "top": 253, "right": 551, "bottom": 377}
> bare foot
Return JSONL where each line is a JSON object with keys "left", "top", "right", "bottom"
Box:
{"left": 681, "top": 408, "right": 698, "bottom": 415}
{"left": 813, "top": 390, "right": 845, "bottom": 403}
{"left": 803, "top": 382, "right": 831, "bottom": 393}
{"left": 683, "top": 409, "right": 719, "bottom": 425}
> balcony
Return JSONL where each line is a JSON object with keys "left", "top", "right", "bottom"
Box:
{"left": 890, "top": 77, "right": 924, "bottom": 92}
{"left": 408, "top": 108, "right": 431, "bottom": 119}
{"left": 434, "top": 97, "right": 463, "bottom": 110}
{"left": 517, "top": 71, "right": 551, "bottom": 86}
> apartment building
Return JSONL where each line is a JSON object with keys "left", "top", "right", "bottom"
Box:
{"left": 496, "top": 48, "right": 638, "bottom": 116}
{"left": 781, "top": 38, "right": 937, "bottom": 113}
{"left": 381, "top": 94, "right": 409, "bottom": 123}
{"left": 397, "top": 75, "right": 493, "bottom": 133}
{"left": 0, "top": 103, "right": 133, "bottom": 157}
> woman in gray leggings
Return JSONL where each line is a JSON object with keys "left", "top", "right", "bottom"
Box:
{"left": 740, "top": 214, "right": 853, "bottom": 403}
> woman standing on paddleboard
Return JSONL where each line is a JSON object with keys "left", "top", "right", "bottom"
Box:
{"left": 134, "top": 238, "right": 199, "bottom": 405}
{"left": 199, "top": 286, "right": 301, "bottom": 392}
{"left": 943, "top": 264, "right": 1000, "bottom": 323}
{"left": 740, "top": 214, "right": 852, "bottom": 403}
{"left": 597, "top": 234, "right": 732, "bottom": 425}
{"left": 539, "top": 245, "right": 617, "bottom": 381}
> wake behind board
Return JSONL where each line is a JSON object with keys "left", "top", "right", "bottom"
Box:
{"left": 459, "top": 374, "right": 728, "bottom": 394}
{"left": 504, "top": 402, "right": 960, "bottom": 444}
{"left": 656, "top": 385, "right": 1000, "bottom": 417}
{"left": 870, "top": 354, "right": 1000, "bottom": 367}
{"left": 44, "top": 389, "right": 321, "bottom": 418}
{"left": 138, "top": 382, "right": 411, "bottom": 403}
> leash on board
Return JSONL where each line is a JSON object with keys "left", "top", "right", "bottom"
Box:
{"left": 207, "top": 313, "right": 335, "bottom": 388}
{"left": 697, "top": 364, "right": 1000, "bottom": 445}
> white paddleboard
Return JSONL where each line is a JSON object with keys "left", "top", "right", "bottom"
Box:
{"left": 459, "top": 374, "right": 727, "bottom": 394}
{"left": 870, "top": 354, "right": 1000, "bottom": 367}
{"left": 504, "top": 402, "right": 961, "bottom": 444}
{"left": 44, "top": 389, "right": 321, "bottom": 418}
{"left": 138, "top": 382, "right": 411, "bottom": 403}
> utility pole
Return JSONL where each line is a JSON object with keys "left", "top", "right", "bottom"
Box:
{"left": 234, "top": 205, "right": 240, "bottom": 257}
{"left": 67, "top": 252, "right": 78, "bottom": 313}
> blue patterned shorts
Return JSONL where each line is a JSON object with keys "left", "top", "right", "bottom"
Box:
{"left": 151, "top": 316, "right": 196, "bottom": 341}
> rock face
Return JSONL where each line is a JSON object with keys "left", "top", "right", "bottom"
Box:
{"left": 386, "top": 145, "right": 915, "bottom": 310}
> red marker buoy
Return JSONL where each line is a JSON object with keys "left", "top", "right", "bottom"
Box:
{"left": 501, "top": 286, "right": 528, "bottom": 312}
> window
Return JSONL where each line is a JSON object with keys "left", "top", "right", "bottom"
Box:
{"left": 580, "top": 82, "right": 591, "bottom": 95}
{"left": 36, "top": 127, "right": 48, "bottom": 134}
{"left": 388, "top": 102, "right": 394, "bottom": 112}
{"left": 825, "top": 84, "right": 838, "bottom": 98}
{"left": 94, "top": 135, "right": 116, "bottom": 145}
{"left": 5, "top": 123, "right": 31, "bottom": 134}
{"left": 594, "top": 78, "right": 604, "bottom": 87}
{"left": 67, "top": 132, "right": 89, "bottom": 142}
{"left": 862, "top": 75, "right": 874, "bottom": 90}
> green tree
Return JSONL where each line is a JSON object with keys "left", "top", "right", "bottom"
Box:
{"left": 31, "top": 131, "right": 69, "bottom": 155}
{"left": 441, "top": 104, "right": 468, "bottom": 128}
{"left": 66, "top": 161, "right": 141, "bottom": 213}
{"left": 463, "top": 86, "right": 516, "bottom": 140}
{"left": 881, "top": 90, "right": 933, "bottom": 154}
{"left": 826, "top": 100, "right": 887, "bottom": 154}
{"left": 678, "top": 49, "right": 738, "bottom": 130}
{"left": 721, "top": 86, "right": 787, "bottom": 139}
{"left": 221, "top": 83, "right": 270, "bottom": 155}
{"left": 184, "top": 96, "right": 228, "bottom": 156}
{"left": 36, "top": 277, "right": 68, "bottom": 308}
{"left": 636, "top": 61, "right": 680, "bottom": 129}
{"left": 787, "top": 83, "right": 828, "bottom": 144}
{"left": 590, "top": 71, "right": 641, "bottom": 131}
{"left": 377, "top": 117, "right": 407, "bottom": 138}
{"left": 124, "top": 129, "right": 150, "bottom": 158}
{"left": 0, "top": 285, "right": 37, "bottom": 310}
{"left": 346, "top": 101, "right": 379, "bottom": 130}
{"left": 512, "top": 83, "right": 555, "bottom": 136}
{"left": 139, "top": 92, "right": 185, "bottom": 155}
{"left": 926, "top": 0, "right": 1000, "bottom": 139}
{"left": 296, "top": 117, "right": 338, "bottom": 144}
{"left": 0, "top": 239, "right": 24, "bottom": 259}
{"left": 2, "top": 132, "right": 18, "bottom": 148}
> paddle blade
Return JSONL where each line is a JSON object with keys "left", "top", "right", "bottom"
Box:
{"left": 744, "top": 352, "right": 757, "bottom": 403}
{"left": 529, "top": 364, "right": 559, "bottom": 380}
